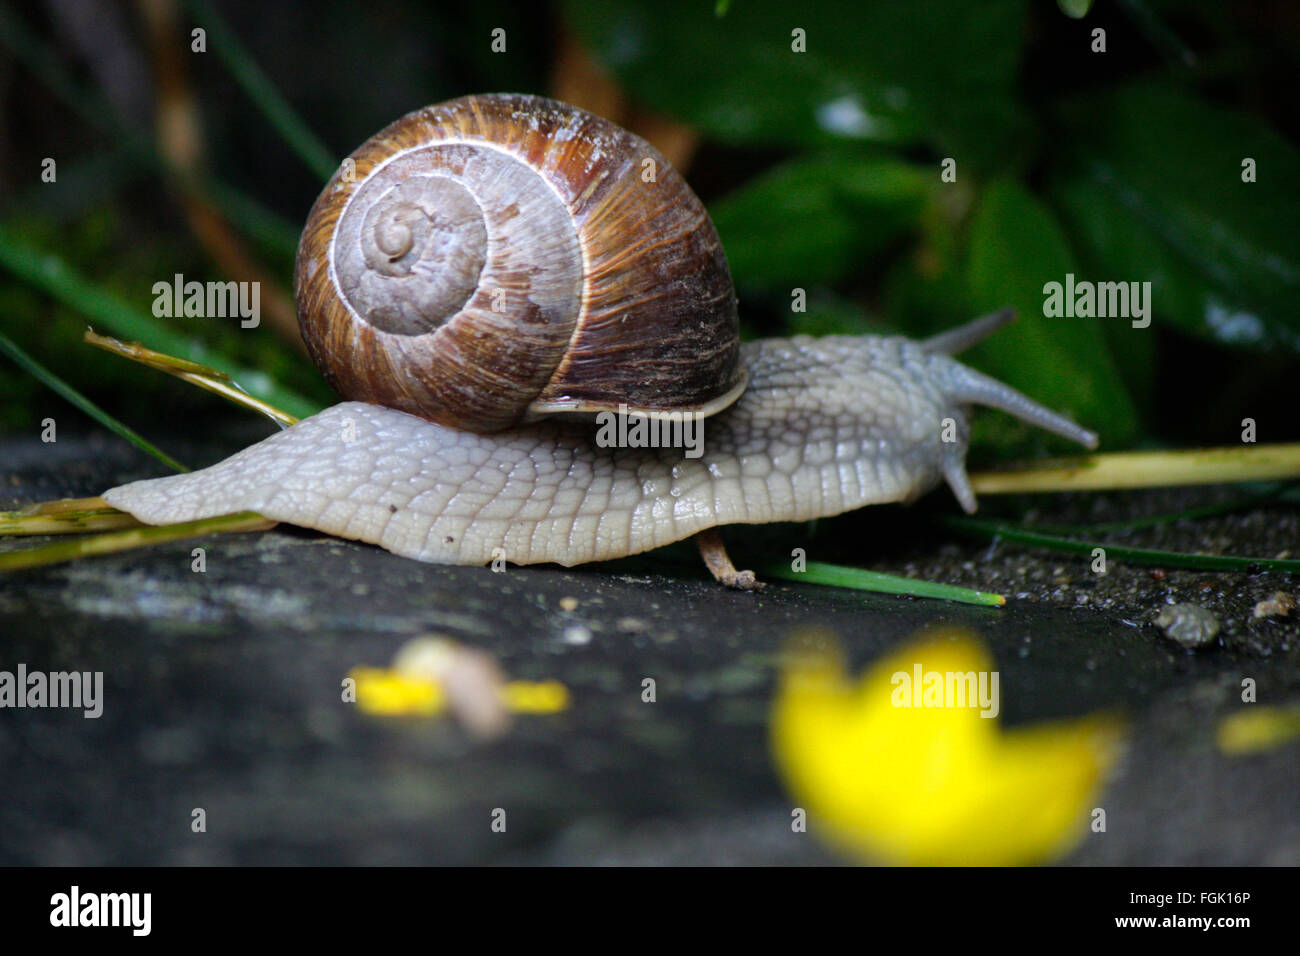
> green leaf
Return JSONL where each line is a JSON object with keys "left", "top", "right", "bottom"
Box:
{"left": 1049, "top": 82, "right": 1300, "bottom": 352}
{"left": 965, "top": 180, "right": 1137, "bottom": 445}
{"left": 563, "top": 0, "right": 1029, "bottom": 167}
{"left": 1056, "top": 0, "right": 1092, "bottom": 18}
{"left": 710, "top": 154, "right": 931, "bottom": 294}
{"left": 882, "top": 181, "right": 981, "bottom": 339}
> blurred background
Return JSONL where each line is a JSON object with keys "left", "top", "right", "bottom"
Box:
{"left": 2, "top": 0, "right": 1298, "bottom": 461}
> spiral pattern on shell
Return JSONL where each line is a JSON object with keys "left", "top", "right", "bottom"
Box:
{"left": 294, "top": 93, "right": 743, "bottom": 432}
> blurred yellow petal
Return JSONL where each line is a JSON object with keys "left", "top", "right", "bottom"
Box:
{"left": 1217, "top": 705, "right": 1300, "bottom": 755}
{"left": 350, "top": 666, "right": 446, "bottom": 716}
{"left": 503, "top": 680, "right": 572, "bottom": 714}
{"left": 772, "top": 628, "right": 1125, "bottom": 866}
{"left": 349, "top": 660, "right": 570, "bottom": 721}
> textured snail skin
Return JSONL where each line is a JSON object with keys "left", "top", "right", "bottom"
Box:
{"left": 102, "top": 334, "right": 1097, "bottom": 569}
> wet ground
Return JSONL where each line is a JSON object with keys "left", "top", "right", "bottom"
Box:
{"left": 1, "top": 421, "right": 1297, "bottom": 864}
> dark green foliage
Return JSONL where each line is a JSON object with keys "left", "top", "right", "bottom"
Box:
{"left": 2, "top": 1, "right": 1296, "bottom": 451}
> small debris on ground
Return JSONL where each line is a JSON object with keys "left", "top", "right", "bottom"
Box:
{"left": 1153, "top": 603, "right": 1221, "bottom": 649}
{"left": 1252, "top": 591, "right": 1295, "bottom": 620}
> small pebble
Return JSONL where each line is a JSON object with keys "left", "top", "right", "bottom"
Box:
{"left": 561, "top": 625, "right": 593, "bottom": 645}
{"left": 1154, "top": 603, "right": 1220, "bottom": 649}
{"left": 392, "top": 635, "right": 509, "bottom": 739}
{"left": 1252, "top": 591, "right": 1295, "bottom": 620}
{"left": 559, "top": 596, "right": 579, "bottom": 612}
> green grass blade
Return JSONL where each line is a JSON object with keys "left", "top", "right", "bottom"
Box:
{"left": 84, "top": 331, "right": 298, "bottom": 427}
{"left": 0, "top": 511, "right": 274, "bottom": 572}
{"left": 0, "top": 498, "right": 142, "bottom": 536}
{"left": 0, "top": 5, "right": 94, "bottom": 131}
{"left": 1030, "top": 482, "right": 1297, "bottom": 535}
{"left": 0, "top": 224, "right": 322, "bottom": 420}
{"left": 761, "top": 560, "right": 1006, "bottom": 606}
{"left": 613, "top": 543, "right": 1005, "bottom": 605}
{"left": 0, "top": 330, "right": 189, "bottom": 473}
{"left": 205, "top": 178, "right": 301, "bottom": 258}
{"left": 184, "top": 0, "right": 337, "bottom": 182}
{"left": 941, "top": 515, "right": 1300, "bottom": 573}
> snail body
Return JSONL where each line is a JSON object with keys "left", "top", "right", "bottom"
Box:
{"left": 103, "top": 330, "right": 1096, "bottom": 574}
{"left": 101, "top": 94, "right": 1100, "bottom": 586}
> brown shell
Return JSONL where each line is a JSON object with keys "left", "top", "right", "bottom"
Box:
{"left": 294, "top": 93, "right": 743, "bottom": 433}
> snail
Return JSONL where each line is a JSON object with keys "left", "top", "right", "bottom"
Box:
{"left": 102, "top": 93, "right": 1098, "bottom": 589}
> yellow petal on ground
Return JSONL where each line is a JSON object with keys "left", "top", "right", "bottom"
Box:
{"left": 1216, "top": 705, "right": 1300, "bottom": 755}
{"left": 771, "top": 627, "right": 1125, "bottom": 866}
{"left": 350, "top": 666, "right": 446, "bottom": 716}
{"left": 348, "top": 667, "right": 570, "bottom": 718}
{"left": 502, "top": 680, "right": 572, "bottom": 713}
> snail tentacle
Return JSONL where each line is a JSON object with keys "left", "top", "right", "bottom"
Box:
{"left": 920, "top": 308, "right": 1017, "bottom": 354}
{"left": 941, "top": 364, "right": 1100, "bottom": 450}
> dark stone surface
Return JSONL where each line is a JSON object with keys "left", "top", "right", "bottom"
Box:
{"left": 1, "top": 425, "right": 1297, "bottom": 865}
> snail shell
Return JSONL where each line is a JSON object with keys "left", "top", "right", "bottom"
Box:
{"left": 294, "top": 93, "right": 745, "bottom": 433}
